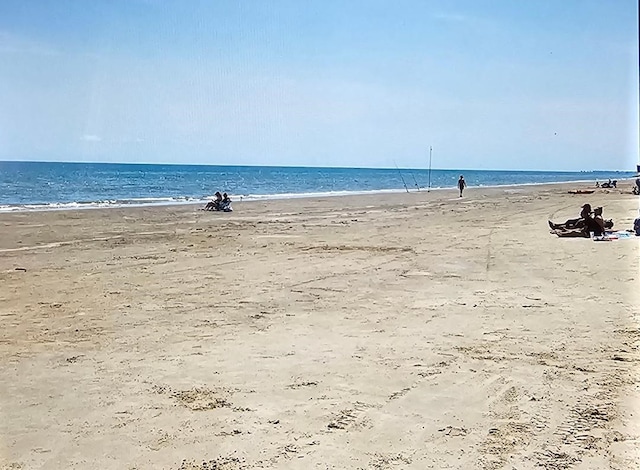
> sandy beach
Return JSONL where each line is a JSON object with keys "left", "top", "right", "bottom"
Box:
{"left": 1, "top": 182, "right": 639, "bottom": 469}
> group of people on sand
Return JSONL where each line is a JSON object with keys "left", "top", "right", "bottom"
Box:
{"left": 203, "top": 192, "right": 232, "bottom": 212}
{"left": 595, "top": 179, "right": 617, "bottom": 189}
{"left": 548, "top": 203, "right": 613, "bottom": 238}
{"left": 594, "top": 177, "right": 640, "bottom": 195}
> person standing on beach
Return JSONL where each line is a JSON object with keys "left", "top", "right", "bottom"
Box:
{"left": 457, "top": 175, "right": 466, "bottom": 197}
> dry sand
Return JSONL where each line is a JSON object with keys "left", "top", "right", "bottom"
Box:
{"left": 0, "top": 183, "right": 639, "bottom": 469}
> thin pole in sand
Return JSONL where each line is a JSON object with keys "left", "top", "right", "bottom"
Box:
{"left": 428, "top": 146, "right": 433, "bottom": 192}
{"left": 394, "top": 161, "right": 410, "bottom": 193}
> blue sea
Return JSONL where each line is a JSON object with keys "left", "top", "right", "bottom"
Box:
{"left": 0, "top": 161, "right": 634, "bottom": 212}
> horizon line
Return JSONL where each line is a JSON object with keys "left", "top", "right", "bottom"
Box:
{"left": 0, "top": 159, "right": 636, "bottom": 174}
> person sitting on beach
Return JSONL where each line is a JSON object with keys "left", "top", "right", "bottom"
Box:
{"left": 593, "top": 206, "right": 614, "bottom": 230}
{"left": 633, "top": 178, "right": 640, "bottom": 195}
{"left": 634, "top": 210, "right": 640, "bottom": 236}
{"left": 551, "top": 208, "right": 605, "bottom": 238}
{"left": 592, "top": 206, "right": 611, "bottom": 231}
{"left": 204, "top": 192, "right": 223, "bottom": 211}
{"left": 220, "top": 193, "right": 233, "bottom": 212}
{"left": 548, "top": 204, "right": 592, "bottom": 231}
{"left": 601, "top": 179, "right": 617, "bottom": 189}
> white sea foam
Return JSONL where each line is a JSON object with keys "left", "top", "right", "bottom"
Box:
{"left": 0, "top": 197, "right": 203, "bottom": 213}
{"left": 234, "top": 188, "right": 413, "bottom": 201}
{"left": 0, "top": 177, "right": 634, "bottom": 213}
{"left": 0, "top": 188, "right": 430, "bottom": 212}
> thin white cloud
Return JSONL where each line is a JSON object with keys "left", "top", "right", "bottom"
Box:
{"left": 432, "top": 12, "right": 471, "bottom": 23}
{"left": 431, "top": 11, "right": 494, "bottom": 31}
{"left": 0, "top": 31, "right": 59, "bottom": 56}
{"left": 81, "top": 134, "right": 102, "bottom": 142}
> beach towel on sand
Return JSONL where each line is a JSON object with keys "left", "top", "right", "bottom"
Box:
{"left": 593, "top": 231, "right": 635, "bottom": 241}
{"left": 568, "top": 190, "right": 595, "bottom": 194}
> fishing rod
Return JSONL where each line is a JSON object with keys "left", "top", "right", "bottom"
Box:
{"left": 427, "top": 146, "right": 433, "bottom": 192}
{"left": 394, "top": 161, "right": 410, "bottom": 193}
{"left": 410, "top": 171, "right": 420, "bottom": 191}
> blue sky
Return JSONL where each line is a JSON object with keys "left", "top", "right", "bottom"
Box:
{"left": 0, "top": 1, "right": 637, "bottom": 171}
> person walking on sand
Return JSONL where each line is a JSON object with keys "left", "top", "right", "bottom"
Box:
{"left": 457, "top": 175, "right": 466, "bottom": 197}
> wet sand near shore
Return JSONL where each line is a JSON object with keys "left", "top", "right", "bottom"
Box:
{"left": 1, "top": 182, "right": 639, "bottom": 469}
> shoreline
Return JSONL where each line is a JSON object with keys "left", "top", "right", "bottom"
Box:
{"left": 1, "top": 177, "right": 636, "bottom": 214}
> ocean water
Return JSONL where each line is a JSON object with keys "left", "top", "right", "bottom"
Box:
{"left": 0, "top": 161, "right": 634, "bottom": 212}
